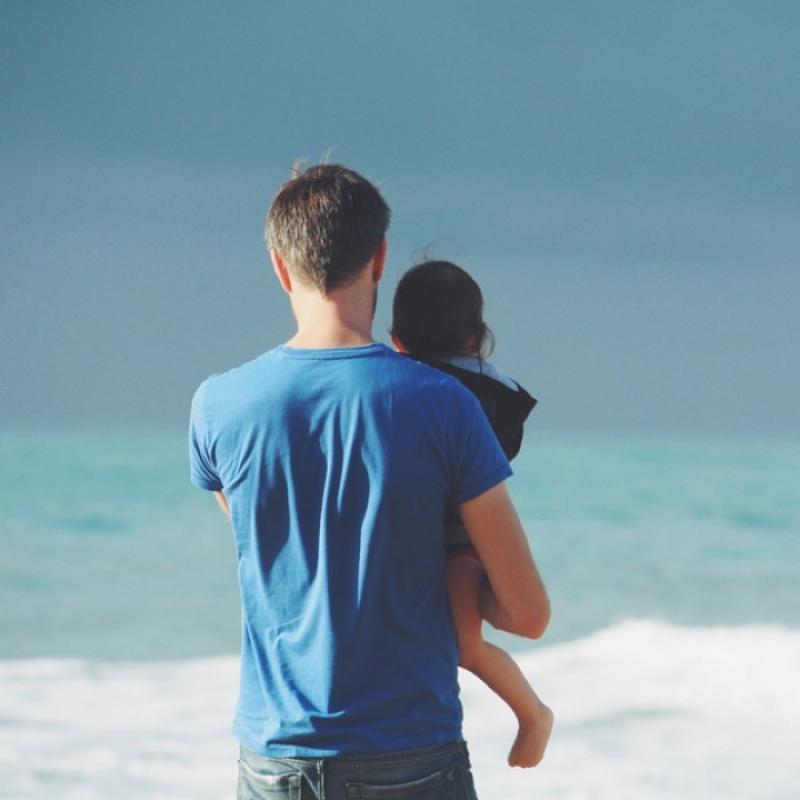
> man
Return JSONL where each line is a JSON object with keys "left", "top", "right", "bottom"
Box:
{"left": 189, "top": 163, "right": 550, "bottom": 799}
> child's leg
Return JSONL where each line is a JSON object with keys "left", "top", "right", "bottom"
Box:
{"left": 446, "top": 554, "right": 554, "bottom": 768}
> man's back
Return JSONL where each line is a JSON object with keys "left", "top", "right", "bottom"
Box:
{"left": 190, "top": 342, "right": 511, "bottom": 757}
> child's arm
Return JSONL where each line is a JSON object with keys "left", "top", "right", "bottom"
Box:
{"left": 458, "top": 481, "right": 550, "bottom": 639}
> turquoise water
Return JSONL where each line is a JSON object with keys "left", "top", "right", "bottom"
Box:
{"left": 2, "top": 430, "right": 799, "bottom": 798}
{"left": 1, "top": 430, "right": 798, "bottom": 658}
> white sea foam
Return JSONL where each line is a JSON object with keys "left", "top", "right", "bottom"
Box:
{"left": 1, "top": 620, "right": 798, "bottom": 799}
{"left": 463, "top": 619, "right": 800, "bottom": 799}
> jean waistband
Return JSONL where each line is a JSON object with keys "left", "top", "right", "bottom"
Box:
{"left": 240, "top": 740, "right": 468, "bottom": 768}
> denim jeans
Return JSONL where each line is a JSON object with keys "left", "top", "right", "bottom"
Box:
{"left": 237, "top": 740, "right": 480, "bottom": 800}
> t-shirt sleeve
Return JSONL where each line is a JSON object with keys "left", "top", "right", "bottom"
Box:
{"left": 189, "top": 382, "right": 223, "bottom": 492}
{"left": 448, "top": 384, "right": 513, "bottom": 505}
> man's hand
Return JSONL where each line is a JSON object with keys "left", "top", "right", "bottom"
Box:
{"left": 458, "top": 482, "right": 550, "bottom": 639}
{"left": 214, "top": 491, "right": 231, "bottom": 518}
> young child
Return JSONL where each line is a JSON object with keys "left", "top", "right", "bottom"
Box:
{"left": 391, "top": 260, "right": 554, "bottom": 768}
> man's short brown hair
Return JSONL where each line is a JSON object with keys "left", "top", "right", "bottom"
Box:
{"left": 266, "top": 163, "right": 391, "bottom": 293}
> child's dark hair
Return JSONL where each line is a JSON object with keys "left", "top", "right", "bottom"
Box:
{"left": 391, "top": 260, "right": 494, "bottom": 359}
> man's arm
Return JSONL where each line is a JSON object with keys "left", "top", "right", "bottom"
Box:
{"left": 458, "top": 481, "right": 550, "bottom": 639}
{"left": 214, "top": 491, "right": 231, "bottom": 518}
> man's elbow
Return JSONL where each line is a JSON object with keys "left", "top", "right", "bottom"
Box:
{"left": 517, "top": 598, "right": 551, "bottom": 640}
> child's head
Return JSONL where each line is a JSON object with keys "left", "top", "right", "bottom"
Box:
{"left": 391, "top": 260, "right": 494, "bottom": 359}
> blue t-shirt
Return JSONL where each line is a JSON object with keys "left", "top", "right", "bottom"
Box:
{"left": 189, "top": 343, "right": 511, "bottom": 757}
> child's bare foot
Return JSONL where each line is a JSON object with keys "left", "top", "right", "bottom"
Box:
{"left": 507, "top": 703, "right": 554, "bottom": 768}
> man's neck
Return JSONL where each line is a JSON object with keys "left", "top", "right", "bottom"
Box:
{"left": 286, "top": 326, "right": 375, "bottom": 349}
{"left": 286, "top": 275, "right": 377, "bottom": 350}
{"left": 272, "top": 243, "right": 387, "bottom": 350}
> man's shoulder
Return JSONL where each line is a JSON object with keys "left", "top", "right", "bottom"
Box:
{"left": 392, "top": 354, "right": 489, "bottom": 418}
{"left": 196, "top": 348, "right": 279, "bottom": 394}
{"left": 194, "top": 345, "right": 475, "bottom": 413}
{"left": 190, "top": 349, "right": 282, "bottom": 428}
{"left": 394, "top": 352, "right": 472, "bottom": 392}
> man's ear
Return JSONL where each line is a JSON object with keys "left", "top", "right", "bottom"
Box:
{"left": 371, "top": 238, "right": 388, "bottom": 283}
{"left": 271, "top": 249, "right": 293, "bottom": 294}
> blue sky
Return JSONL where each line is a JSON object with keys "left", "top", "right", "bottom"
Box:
{"left": 2, "top": 1, "right": 798, "bottom": 435}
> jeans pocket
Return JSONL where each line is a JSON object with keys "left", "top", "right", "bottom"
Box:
{"left": 237, "top": 759, "right": 303, "bottom": 800}
{"left": 345, "top": 767, "right": 454, "bottom": 799}
{"left": 454, "top": 762, "right": 479, "bottom": 800}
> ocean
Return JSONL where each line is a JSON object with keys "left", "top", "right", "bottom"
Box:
{"left": 1, "top": 430, "right": 798, "bottom": 799}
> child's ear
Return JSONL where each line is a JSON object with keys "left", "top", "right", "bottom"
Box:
{"left": 390, "top": 334, "right": 408, "bottom": 353}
